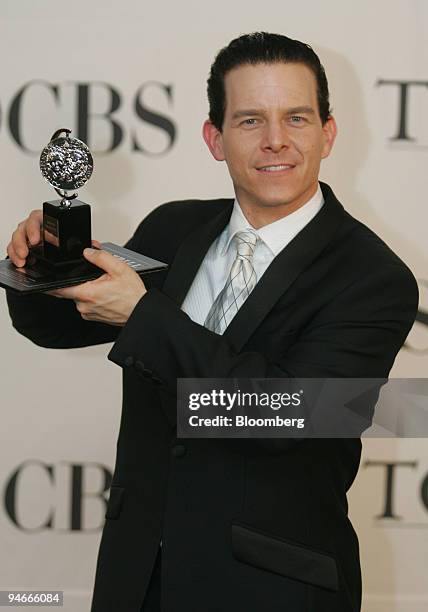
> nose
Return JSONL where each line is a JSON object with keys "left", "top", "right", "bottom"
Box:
{"left": 261, "top": 120, "right": 291, "bottom": 154}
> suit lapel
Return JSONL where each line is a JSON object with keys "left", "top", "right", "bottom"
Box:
{"left": 162, "top": 200, "right": 234, "bottom": 305}
{"left": 162, "top": 184, "right": 345, "bottom": 353}
{"left": 223, "top": 183, "right": 346, "bottom": 352}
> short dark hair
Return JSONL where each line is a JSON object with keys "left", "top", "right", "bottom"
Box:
{"left": 207, "top": 32, "right": 331, "bottom": 130}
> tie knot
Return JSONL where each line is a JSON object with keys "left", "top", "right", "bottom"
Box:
{"left": 234, "top": 230, "right": 258, "bottom": 258}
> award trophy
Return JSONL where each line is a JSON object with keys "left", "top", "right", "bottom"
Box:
{"left": 0, "top": 128, "right": 168, "bottom": 294}
{"left": 36, "top": 127, "right": 93, "bottom": 269}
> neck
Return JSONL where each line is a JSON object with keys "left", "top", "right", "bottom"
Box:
{"left": 237, "top": 184, "right": 319, "bottom": 229}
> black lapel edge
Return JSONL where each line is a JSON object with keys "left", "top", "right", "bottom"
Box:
{"left": 224, "top": 183, "right": 346, "bottom": 352}
{"left": 162, "top": 199, "right": 234, "bottom": 304}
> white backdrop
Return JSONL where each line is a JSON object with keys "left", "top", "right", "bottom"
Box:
{"left": 0, "top": 1, "right": 427, "bottom": 610}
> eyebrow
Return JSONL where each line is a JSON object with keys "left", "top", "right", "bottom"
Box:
{"left": 286, "top": 106, "right": 316, "bottom": 115}
{"left": 231, "top": 106, "right": 316, "bottom": 119}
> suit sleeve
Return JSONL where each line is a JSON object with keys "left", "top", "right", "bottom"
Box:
{"left": 107, "top": 262, "right": 419, "bottom": 441}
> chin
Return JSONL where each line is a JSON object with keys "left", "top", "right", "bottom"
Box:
{"left": 255, "top": 191, "right": 297, "bottom": 208}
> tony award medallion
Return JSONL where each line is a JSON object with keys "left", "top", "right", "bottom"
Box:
{"left": 37, "top": 128, "right": 93, "bottom": 267}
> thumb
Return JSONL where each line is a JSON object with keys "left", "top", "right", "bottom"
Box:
{"left": 83, "top": 247, "right": 125, "bottom": 276}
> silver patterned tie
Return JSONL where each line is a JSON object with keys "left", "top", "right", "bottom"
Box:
{"left": 204, "top": 229, "right": 258, "bottom": 334}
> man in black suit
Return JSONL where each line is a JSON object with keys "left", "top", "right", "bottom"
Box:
{"left": 6, "top": 33, "right": 418, "bottom": 611}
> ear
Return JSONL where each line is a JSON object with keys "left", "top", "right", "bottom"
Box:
{"left": 321, "top": 115, "right": 338, "bottom": 159}
{"left": 202, "top": 119, "right": 225, "bottom": 161}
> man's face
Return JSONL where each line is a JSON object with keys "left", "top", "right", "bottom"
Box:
{"left": 203, "top": 62, "right": 337, "bottom": 224}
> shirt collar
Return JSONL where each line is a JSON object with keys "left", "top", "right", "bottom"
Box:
{"left": 221, "top": 184, "right": 324, "bottom": 256}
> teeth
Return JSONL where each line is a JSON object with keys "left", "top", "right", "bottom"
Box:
{"left": 259, "top": 164, "right": 292, "bottom": 172}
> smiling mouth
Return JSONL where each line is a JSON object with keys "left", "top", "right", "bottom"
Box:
{"left": 256, "top": 164, "right": 295, "bottom": 172}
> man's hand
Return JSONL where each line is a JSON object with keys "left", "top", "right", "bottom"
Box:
{"left": 48, "top": 248, "right": 147, "bottom": 326}
{"left": 7, "top": 210, "right": 43, "bottom": 267}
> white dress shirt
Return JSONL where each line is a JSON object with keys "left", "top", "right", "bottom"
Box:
{"left": 181, "top": 184, "right": 324, "bottom": 325}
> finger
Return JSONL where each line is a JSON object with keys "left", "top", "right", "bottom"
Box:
{"left": 92, "top": 239, "right": 102, "bottom": 249}
{"left": 83, "top": 248, "right": 126, "bottom": 276}
{"left": 46, "top": 283, "right": 91, "bottom": 300}
{"left": 26, "top": 210, "right": 43, "bottom": 245}
{"left": 7, "top": 242, "right": 26, "bottom": 268}
{"left": 74, "top": 301, "right": 96, "bottom": 321}
{"left": 46, "top": 289, "right": 68, "bottom": 298}
{"left": 74, "top": 300, "right": 86, "bottom": 314}
{"left": 11, "top": 223, "right": 30, "bottom": 260}
{"left": 10, "top": 212, "right": 42, "bottom": 258}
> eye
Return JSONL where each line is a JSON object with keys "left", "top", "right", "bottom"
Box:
{"left": 290, "top": 115, "right": 305, "bottom": 124}
{"left": 241, "top": 118, "right": 258, "bottom": 126}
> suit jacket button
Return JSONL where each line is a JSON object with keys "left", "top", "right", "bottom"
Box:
{"left": 171, "top": 444, "right": 186, "bottom": 457}
{"left": 124, "top": 356, "right": 134, "bottom": 367}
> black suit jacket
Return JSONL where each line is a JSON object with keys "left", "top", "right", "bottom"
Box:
{"left": 6, "top": 183, "right": 418, "bottom": 612}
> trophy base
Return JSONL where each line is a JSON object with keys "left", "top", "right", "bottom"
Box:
{"left": 28, "top": 245, "right": 94, "bottom": 272}
{"left": 0, "top": 243, "right": 168, "bottom": 294}
{"left": 23, "top": 246, "right": 100, "bottom": 281}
